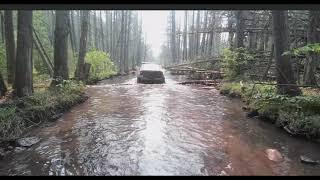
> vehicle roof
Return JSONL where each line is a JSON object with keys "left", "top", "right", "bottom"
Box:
{"left": 140, "top": 63, "right": 163, "bottom": 71}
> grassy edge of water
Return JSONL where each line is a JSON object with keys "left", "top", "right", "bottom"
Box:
{"left": 0, "top": 71, "right": 130, "bottom": 145}
{"left": 0, "top": 81, "right": 88, "bottom": 143}
{"left": 218, "top": 81, "right": 320, "bottom": 141}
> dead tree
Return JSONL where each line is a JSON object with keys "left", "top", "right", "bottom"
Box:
{"left": 32, "top": 28, "right": 54, "bottom": 76}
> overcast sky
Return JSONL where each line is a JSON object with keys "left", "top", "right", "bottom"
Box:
{"left": 99, "top": 10, "right": 228, "bottom": 58}
{"left": 139, "top": 11, "right": 184, "bottom": 58}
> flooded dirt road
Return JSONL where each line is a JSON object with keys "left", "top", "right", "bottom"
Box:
{"left": 1, "top": 73, "right": 320, "bottom": 175}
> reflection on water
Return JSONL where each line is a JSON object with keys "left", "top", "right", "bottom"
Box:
{"left": 0, "top": 74, "right": 320, "bottom": 175}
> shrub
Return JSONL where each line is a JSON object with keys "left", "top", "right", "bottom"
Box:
{"left": 85, "top": 50, "right": 117, "bottom": 82}
{"left": 283, "top": 43, "right": 320, "bottom": 56}
{"left": 220, "top": 48, "right": 255, "bottom": 80}
{"left": 220, "top": 81, "right": 276, "bottom": 101}
{"left": 0, "top": 106, "right": 24, "bottom": 140}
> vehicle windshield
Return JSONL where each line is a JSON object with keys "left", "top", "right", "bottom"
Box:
{"left": 140, "top": 63, "right": 162, "bottom": 71}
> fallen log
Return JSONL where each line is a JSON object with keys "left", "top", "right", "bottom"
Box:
{"left": 165, "top": 58, "right": 220, "bottom": 69}
{"left": 178, "top": 80, "right": 221, "bottom": 86}
{"left": 169, "top": 69, "right": 223, "bottom": 74}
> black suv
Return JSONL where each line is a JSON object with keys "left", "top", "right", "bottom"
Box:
{"left": 137, "top": 63, "right": 165, "bottom": 84}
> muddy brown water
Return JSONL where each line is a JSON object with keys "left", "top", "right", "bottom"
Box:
{"left": 0, "top": 73, "right": 320, "bottom": 175}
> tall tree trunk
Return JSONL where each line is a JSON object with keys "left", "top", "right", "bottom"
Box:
{"left": 51, "top": 11, "right": 55, "bottom": 45}
{"left": 208, "top": 12, "right": 216, "bottom": 56}
{"left": 73, "top": 11, "right": 80, "bottom": 52}
{"left": 0, "top": 12, "right": 4, "bottom": 44}
{"left": 124, "top": 11, "right": 129, "bottom": 74}
{"left": 46, "top": 11, "right": 54, "bottom": 46}
{"left": 0, "top": 72, "right": 6, "bottom": 97}
{"left": 131, "top": 14, "right": 137, "bottom": 70}
{"left": 258, "top": 32, "right": 265, "bottom": 51}
{"left": 93, "top": 11, "right": 98, "bottom": 49}
{"left": 109, "top": 11, "right": 113, "bottom": 57}
{"left": 188, "top": 13, "right": 193, "bottom": 60}
{"left": 200, "top": 11, "right": 208, "bottom": 56}
{"left": 52, "top": 10, "right": 70, "bottom": 86}
{"left": 263, "top": 31, "right": 269, "bottom": 51}
{"left": 4, "top": 10, "right": 16, "bottom": 85}
{"left": 70, "top": 11, "right": 77, "bottom": 53}
{"left": 272, "top": 10, "right": 301, "bottom": 96}
{"left": 235, "top": 11, "right": 245, "bottom": 48}
{"left": 183, "top": 11, "right": 188, "bottom": 61}
{"left": 208, "top": 29, "right": 213, "bottom": 56}
{"left": 170, "top": 11, "right": 177, "bottom": 63}
{"left": 119, "top": 11, "right": 125, "bottom": 74}
{"left": 15, "top": 11, "right": 33, "bottom": 97}
{"left": 191, "top": 11, "right": 195, "bottom": 58}
{"left": 136, "top": 18, "right": 142, "bottom": 67}
{"left": 143, "top": 37, "right": 147, "bottom": 62}
{"left": 104, "top": 11, "right": 109, "bottom": 53}
{"left": 126, "top": 11, "right": 131, "bottom": 73}
{"left": 176, "top": 21, "right": 181, "bottom": 62}
{"left": 248, "top": 32, "right": 256, "bottom": 50}
{"left": 195, "top": 10, "right": 200, "bottom": 57}
{"left": 123, "top": 11, "right": 127, "bottom": 73}
{"left": 214, "top": 30, "right": 221, "bottom": 56}
{"left": 303, "top": 11, "right": 320, "bottom": 86}
{"left": 75, "top": 10, "right": 89, "bottom": 81}
{"left": 227, "top": 13, "right": 234, "bottom": 49}
{"left": 176, "top": 21, "right": 181, "bottom": 63}
{"left": 114, "top": 11, "right": 120, "bottom": 68}
{"left": 112, "top": 11, "right": 117, "bottom": 60}
{"left": 87, "top": 12, "right": 92, "bottom": 50}
{"left": 100, "top": 11, "right": 105, "bottom": 52}
{"left": 68, "top": 14, "right": 76, "bottom": 58}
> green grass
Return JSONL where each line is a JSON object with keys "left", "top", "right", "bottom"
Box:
{"left": 86, "top": 71, "right": 118, "bottom": 85}
{"left": 220, "top": 81, "right": 320, "bottom": 139}
{"left": 0, "top": 80, "right": 87, "bottom": 141}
